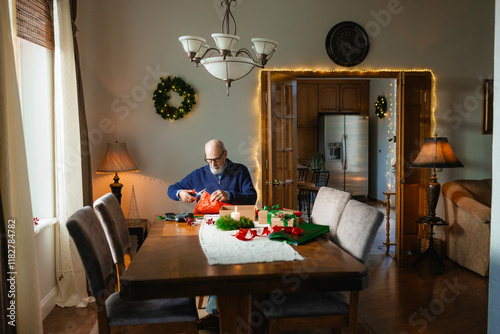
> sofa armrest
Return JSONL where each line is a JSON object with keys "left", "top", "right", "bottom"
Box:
{"left": 442, "top": 192, "right": 491, "bottom": 224}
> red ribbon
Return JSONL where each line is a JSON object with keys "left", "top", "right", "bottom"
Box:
{"left": 33, "top": 218, "right": 39, "bottom": 225}
{"left": 232, "top": 227, "right": 270, "bottom": 241}
{"left": 271, "top": 226, "right": 303, "bottom": 235}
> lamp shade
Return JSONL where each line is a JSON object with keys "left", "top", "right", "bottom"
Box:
{"left": 97, "top": 142, "right": 139, "bottom": 173}
{"left": 251, "top": 38, "right": 278, "bottom": 57}
{"left": 178, "top": 36, "right": 206, "bottom": 54}
{"left": 411, "top": 137, "right": 464, "bottom": 169}
{"left": 200, "top": 56, "right": 257, "bottom": 82}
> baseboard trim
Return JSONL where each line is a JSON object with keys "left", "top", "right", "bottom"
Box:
{"left": 41, "top": 286, "right": 58, "bottom": 320}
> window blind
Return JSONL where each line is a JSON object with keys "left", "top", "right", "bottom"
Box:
{"left": 16, "top": 0, "right": 54, "bottom": 50}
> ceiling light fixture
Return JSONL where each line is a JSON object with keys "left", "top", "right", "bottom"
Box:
{"left": 179, "top": 0, "right": 278, "bottom": 96}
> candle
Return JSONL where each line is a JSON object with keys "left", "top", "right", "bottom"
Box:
{"left": 231, "top": 206, "right": 240, "bottom": 221}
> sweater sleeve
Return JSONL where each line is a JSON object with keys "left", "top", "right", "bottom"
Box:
{"left": 225, "top": 165, "right": 257, "bottom": 205}
{"left": 167, "top": 169, "right": 202, "bottom": 201}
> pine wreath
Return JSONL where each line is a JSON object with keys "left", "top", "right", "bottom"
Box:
{"left": 374, "top": 95, "right": 387, "bottom": 119}
{"left": 153, "top": 76, "right": 196, "bottom": 120}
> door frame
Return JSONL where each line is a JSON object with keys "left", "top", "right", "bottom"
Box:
{"left": 259, "top": 69, "right": 435, "bottom": 263}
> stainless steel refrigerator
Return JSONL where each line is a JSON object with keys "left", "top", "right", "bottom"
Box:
{"left": 318, "top": 114, "right": 369, "bottom": 199}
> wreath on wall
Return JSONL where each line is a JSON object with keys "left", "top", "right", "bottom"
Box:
{"left": 374, "top": 95, "right": 387, "bottom": 119}
{"left": 153, "top": 76, "right": 196, "bottom": 120}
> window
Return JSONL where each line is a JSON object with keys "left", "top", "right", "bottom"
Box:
{"left": 17, "top": 37, "right": 55, "bottom": 225}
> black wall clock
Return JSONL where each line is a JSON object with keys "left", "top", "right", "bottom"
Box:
{"left": 325, "top": 21, "right": 370, "bottom": 67}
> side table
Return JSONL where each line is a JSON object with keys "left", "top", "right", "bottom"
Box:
{"left": 382, "top": 190, "right": 396, "bottom": 254}
{"left": 126, "top": 219, "right": 149, "bottom": 252}
{"left": 413, "top": 216, "right": 448, "bottom": 272}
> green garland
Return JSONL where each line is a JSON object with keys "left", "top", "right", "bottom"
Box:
{"left": 215, "top": 215, "right": 255, "bottom": 231}
{"left": 374, "top": 95, "right": 387, "bottom": 119}
{"left": 153, "top": 76, "right": 196, "bottom": 120}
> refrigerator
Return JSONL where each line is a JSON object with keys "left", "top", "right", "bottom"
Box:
{"left": 318, "top": 114, "right": 369, "bottom": 199}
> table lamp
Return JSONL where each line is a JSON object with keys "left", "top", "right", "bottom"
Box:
{"left": 410, "top": 136, "right": 463, "bottom": 220}
{"left": 97, "top": 142, "right": 139, "bottom": 204}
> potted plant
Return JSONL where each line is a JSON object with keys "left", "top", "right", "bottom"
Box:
{"left": 307, "top": 152, "right": 325, "bottom": 171}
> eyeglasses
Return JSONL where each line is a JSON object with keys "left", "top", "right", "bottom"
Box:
{"left": 204, "top": 151, "right": 225, "bottom": 164}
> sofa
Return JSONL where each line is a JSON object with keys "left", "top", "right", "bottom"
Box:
{"left": 309, "top": 186, "right": 384, "bottom": 263}
{"left": 442, "top": 179, "right": 492, "bottom": 276}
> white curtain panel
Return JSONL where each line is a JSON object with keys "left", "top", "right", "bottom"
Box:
{"left": 53, "top": 0, "right": 88, "bottom": 307}
{"left": 0, "top": 0, "right": 43, "bottom": 332}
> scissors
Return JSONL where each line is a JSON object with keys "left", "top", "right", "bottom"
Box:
{"left": 189, "top": 188, "right": 206, "bottom": 197}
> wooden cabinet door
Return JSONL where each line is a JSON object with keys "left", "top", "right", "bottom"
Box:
{"left": 297, "top": 127, "right": 317, "bottom": 165}
{"left": 319, "top": 84, "right": 340, "bottom": 113}
{"left": 261, "top": 72, "right": 298, "bottom": 209}
{"left": 340, "top": 84, "right": 361, "bottom": 113}
{"left": 297, "top": 83, "right": 318, "bottom": 127}
{"left": 396, "top": 72, "right": 432, "bottom": 265}
{"left": 319, "top": 82, "right": 362, "bottom": 114}
{"left": 297, "top": 83, "right": 318, "bottom": 164}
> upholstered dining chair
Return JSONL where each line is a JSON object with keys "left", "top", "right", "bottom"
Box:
{"left": 301, "top": 170, "right": 332, "bottom": 217}
{"left": 66, "top": 206, "right": 199, "bottom": 334}
{"left": 264, "top": 198, "right": 384, "bottom": 334}
{"left": 94, "top": 193, "right": 132, "bottom": 288}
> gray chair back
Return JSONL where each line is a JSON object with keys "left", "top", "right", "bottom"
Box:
{"left": 66, "top": 206, "right": 115, "bottom": 298}
{"left": 94, "top": 193, "right": 131, "bottom": 265}
{"left": 334, "top": 199, "right": 384, "bottom": 263}
{"left": 310, "top": 187, "right": 351, "bottom": 240}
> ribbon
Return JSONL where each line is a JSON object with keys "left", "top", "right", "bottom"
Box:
{"left": 271, "top": 226, "right": 303, "bottom": 236}
{"left": 232, "top": 227, "right": 270, "bottom": 241}
{"left": 262, "top": 204, "right": 300, "bottom": 227}
{"left": 33, "top": 217, "right": 39, "bottom": 225}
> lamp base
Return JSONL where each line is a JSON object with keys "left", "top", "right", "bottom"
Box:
{"left": 426, "top": 168, "right": 440, "bottom": 218}
{"left": 110, "top": 172, "right": 123, "bottom": 204}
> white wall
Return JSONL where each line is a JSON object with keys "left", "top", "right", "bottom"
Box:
{"left": 78, "top": 0, "right": 494, "bottom": 223}
{"left": 369, "top": 79, "right": 397, "bottom": 202}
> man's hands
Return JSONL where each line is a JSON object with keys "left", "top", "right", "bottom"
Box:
{"left": 210, "top": 189, "right": 228, "bottom": 202}
{"left": 178, "top": 190, "right": 197, "bottom": 203}
{"left": 178, "top": 189, "right": 228, "bottom": 203}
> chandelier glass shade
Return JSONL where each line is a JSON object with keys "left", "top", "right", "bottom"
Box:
{"left": 178, "top": 0, "right": 278, "bottom": 95}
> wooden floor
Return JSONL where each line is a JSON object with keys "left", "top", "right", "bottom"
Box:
{"left": 43, "top": 203, "right": 489, "bottom": 333}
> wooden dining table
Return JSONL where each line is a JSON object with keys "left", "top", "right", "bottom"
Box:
{"left": 120, "top": 219, "right": 368, "bottom": 333}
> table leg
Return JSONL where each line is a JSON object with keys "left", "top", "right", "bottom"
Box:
{"left": 217, "top": 294, "right": 252, "bottom": 334}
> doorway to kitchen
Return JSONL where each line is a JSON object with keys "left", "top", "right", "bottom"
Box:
{"left": 260, "top": 70, "right": 433, "bottom": 265}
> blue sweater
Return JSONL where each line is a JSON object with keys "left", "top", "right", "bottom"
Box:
{"left": 167, "top": 159, "right": 257, "bottom": 205}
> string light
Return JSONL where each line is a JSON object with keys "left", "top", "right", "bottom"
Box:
{"left": 255, "top": 74, "right": 262, "bottom": 204}
{"left": 255, "top": 68, "right": 437, "bottom": 199}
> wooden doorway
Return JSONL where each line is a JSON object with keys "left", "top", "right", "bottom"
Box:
{"left": 260, "top": 70, "right": 433, "bottom": 265}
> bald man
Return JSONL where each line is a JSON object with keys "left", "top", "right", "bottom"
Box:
{"left": 167, "top": 139, "right": 257, "bottom": 205}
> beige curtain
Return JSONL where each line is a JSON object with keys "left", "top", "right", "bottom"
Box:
{"left": 53, "top": 0, "right": 89, "bottom": 307}
{"left": 0, "top": 0, "right": 43, "bottom": 332}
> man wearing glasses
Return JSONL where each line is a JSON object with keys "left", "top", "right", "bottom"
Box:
{"left": 167, "top": 139, "right": 257, "bottom": 205}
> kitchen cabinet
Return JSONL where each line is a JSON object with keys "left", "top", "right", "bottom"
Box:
{"left": 319, "top": 81, "right": 369, "bottom": 114}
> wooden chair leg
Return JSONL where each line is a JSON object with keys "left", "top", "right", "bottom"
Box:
{"left": 348, "top": 291, "right": 359, "bottom": 334}
{"left": 197, "top": 296, "right": 205, "bottom": 309}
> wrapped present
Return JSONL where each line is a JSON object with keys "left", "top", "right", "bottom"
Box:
{"left": 258, "top": 204, "right": 299, "bottom": 227}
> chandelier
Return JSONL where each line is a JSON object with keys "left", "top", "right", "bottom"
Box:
{"left": 179, "top": 0, "right": 278, "bottom": 96}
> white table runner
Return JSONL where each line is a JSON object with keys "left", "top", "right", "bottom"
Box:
{"left": 198, "top": 217, "right": 304, "bottom": 266}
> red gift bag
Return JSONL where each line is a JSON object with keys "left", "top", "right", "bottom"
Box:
{"left": 194, "top": 191, "right": 226, "bottom": 214}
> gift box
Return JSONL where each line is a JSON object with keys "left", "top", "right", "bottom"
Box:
{"left": 219, "top": 205, "right": 256, "bottom": 220}
{"left": 258, "top": 205, "right": 299, "bottom": 227}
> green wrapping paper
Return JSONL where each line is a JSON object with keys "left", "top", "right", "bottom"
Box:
{"left": 268, "top": 223, "right": 330, "bottom": 245}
